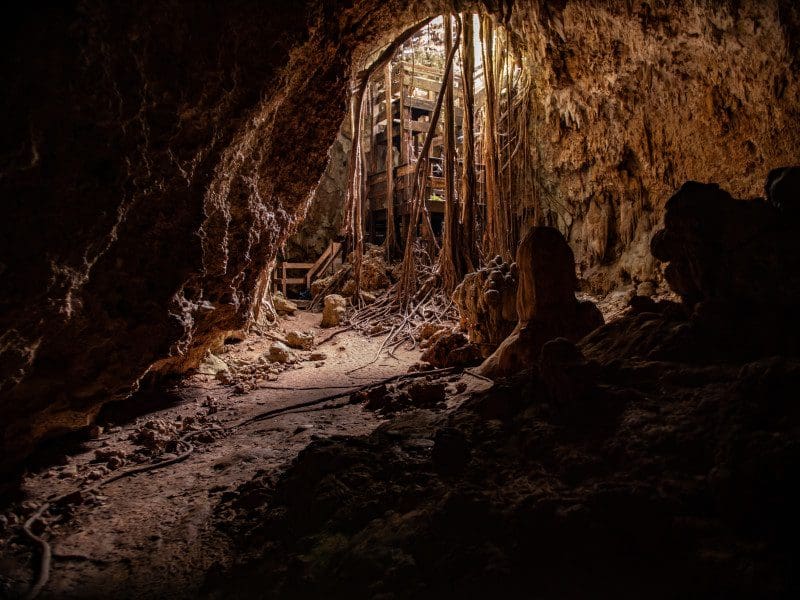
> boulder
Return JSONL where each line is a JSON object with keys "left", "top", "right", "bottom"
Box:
{"left": 321, "top": 294, "right": 347, "bottom": 328}
{"left": 421, "top": 332, "right": 482, "bottom": 368}
{"left": 407, "top": 381, "right": 447, "bottom": 407}
{"left": 651, "top": 179, "right": 800, "bottom": 309}
{"left": 272, "top": 292, "right": 298, "bottom": 315}
{"left": 268, "top": 342, "right": 293, "bottom": 364}
{"left": 197, "top": 353, "right": 230, "bottom": 376}
{"left": 479, "top": 227, "right": 604, "bottom": 378}
{"left": 417, "top": 322, "right": 448, "bottom": 341}
{"left": 286, "top": 330, "right": 314, "bottom": 350}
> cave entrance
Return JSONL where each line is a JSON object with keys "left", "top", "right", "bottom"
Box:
{"left": 360, "top": 15, "right": 490, "bottom": 249}
{"left": 352, "top": 12, "right": 529, "bottom": 265}
{"left": 280, "top": 12, "right": 530, "bottom": 302}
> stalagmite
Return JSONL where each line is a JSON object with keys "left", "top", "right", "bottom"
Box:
{"left": 479, "top": 227, "right": 603, "bottom": 377}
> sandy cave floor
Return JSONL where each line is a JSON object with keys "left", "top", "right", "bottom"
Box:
{"left": 0, "top": 310, "right": 492, "bottom": 599}
{"left": 0, "top": 291, "right": 650, "bottom": 598}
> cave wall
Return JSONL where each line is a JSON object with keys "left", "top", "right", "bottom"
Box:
{"left": 1, "top": 0, "right": 797, "bottom": 470}
{"left": 511, "top": 0, "right": 800, "bottom": 293}
{"left": 283, "top": 117, "right": 351, "bottom": 262}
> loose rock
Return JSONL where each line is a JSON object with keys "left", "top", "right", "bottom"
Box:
{"left": 286, "top": 330, "right": 315, "bottom": 350}
{"left": 321, "top": 294, "right": 347, "bottom": 328}
{"left": 272, "top": 292, "right": 298, "bottom": 315}
{"left": 268, "top": 342, "right": 293, "bottom": 364}
{"left": 197, "top": 353, "right": 230, "bottom": 376}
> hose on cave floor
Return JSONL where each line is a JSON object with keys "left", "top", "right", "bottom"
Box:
{"left": 20, "top": 365, "right": 485, "bottom": 598}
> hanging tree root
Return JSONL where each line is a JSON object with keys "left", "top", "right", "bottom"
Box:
{"left": 347, "top": 253, "right": 459, "bottom": 374}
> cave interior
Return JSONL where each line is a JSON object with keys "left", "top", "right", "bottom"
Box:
{"left": 1, "top": 1, "right": 800, "bottom": 598}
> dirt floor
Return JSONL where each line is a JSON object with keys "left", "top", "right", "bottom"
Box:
{"left": 0, "top": 310, "right": 490, "bottom": 599}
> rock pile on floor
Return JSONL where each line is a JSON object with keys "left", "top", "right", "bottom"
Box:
{"left": 479, "top": 227, "right": 604, "bottom": 377}
{"left": 347, "top": 375, "right": 466, "bottom": 417}
{"left": 453, "top": 255, "right": 518, "bottom": 357}
{"left": 197, "top": 352, "right": 230, "bottom": 377}
{"left": 194, "top": 329, "right": 335, "bottom": 392}
{"left": 420, "top": 331, "right": 482, "bottom": 369}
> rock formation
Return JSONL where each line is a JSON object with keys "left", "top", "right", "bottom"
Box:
{"left": 284, "top": 121, "right": 351, "bottom": 261}
{"left": 452, "top": 256, "right": 517, "bottom": 357}
{"left": 421, "top": 331, "right": 482, "bottom": 369}
{"left": 479, "top": 227, "right": 603, "bottom": 377}
{"left": 1, "top": 1, "right": 799, "bottom": 473}
{"left": 513, "top": 1, "right": 800, "bottom": 293}
{"left": 583, "top": 172, "right": 800, "bottom": 364}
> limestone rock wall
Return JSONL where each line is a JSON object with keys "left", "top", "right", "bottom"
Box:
{"left": 284, "top": 119, "right": 351, "bottom": 262}
{"left": 509, "top": 0, "right": 800, "bottom": 293}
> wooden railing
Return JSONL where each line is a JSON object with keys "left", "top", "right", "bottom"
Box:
{"left": 274, "top": 241, "right": 342, "bottom": 295}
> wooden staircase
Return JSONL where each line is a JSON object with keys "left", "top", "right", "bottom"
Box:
{"left": 274, "top": 241, "right": 343, "bottom": 296}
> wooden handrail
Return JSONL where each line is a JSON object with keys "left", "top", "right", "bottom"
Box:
{"left": 273, "top": 241, "right": 342, "bottom": 295}
{"left": 305, "top": 241, "right": 342, "bottom": 288}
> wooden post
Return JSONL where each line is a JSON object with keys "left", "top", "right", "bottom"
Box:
{"left": 384, "top": 63, "right": 396, "bottom": 257}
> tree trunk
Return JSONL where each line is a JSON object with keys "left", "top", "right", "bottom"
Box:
{"left": 480, "top": 14, "right": 502, "bottom": 261}
{"left": 384, "top": 63, "right": 396, "bottom": 258}
{"left": 439, "top": 14, "right": 463, "bottom": 294}
{"left": 460, "top": 12, "right": 478, "bottom": 271}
